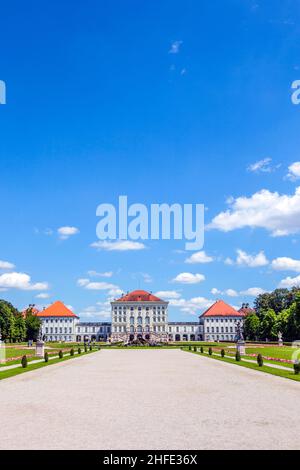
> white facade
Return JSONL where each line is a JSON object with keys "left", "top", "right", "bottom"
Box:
{"left": 168, "top": 322, "right": 203, "bottom": 341}
{"left": 111, "top": 300, "right": 169, "bottom": 343}
{"left": 41, "top": 316, "right": 79, "bottom": 342}
{"left": 76, "top": 322, "right": 111, "bottom": 342}
{"left": 202, "top": 316, "right": 241, "bottom": 342}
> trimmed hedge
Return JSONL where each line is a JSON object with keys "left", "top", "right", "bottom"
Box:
{"left": 44, "top": 352, "right": 49, "bottom": 363}
{"left": 235, "top": 350, "right": 241, "bottom": 362}
{"left": 21, "top": 355, "right": 28, "bottom": 368}
{"left": 257, "top": 354, "right": 264, "bottom": 367}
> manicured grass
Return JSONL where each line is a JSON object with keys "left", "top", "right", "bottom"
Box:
{"left": 185, "top": 348, "right": 300, "bottom": 382}
{"left": 0, "top": 349, "right": 99, "bottom": 381}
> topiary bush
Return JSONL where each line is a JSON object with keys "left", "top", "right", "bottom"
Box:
{"left": 235, "top": 350, "right": 241, "bottom": 362}
{"left": 78, "top": 347, "right": 81, "bottom": 354}
{"left": 59, "top": 350, "right": 63, "bottom": 359}
{"left": 257, "top": 354, "right": 264, "bottom": 367}
{"left": 189, "top": 345, "right": 192, "bottom": 351}
{"left": 98, "top": 345, "right": 101, "bottom": 351}
{"left": 193, "top": 346, "right": 197, "bottom": 352}
{"left": 294, "top": 363, "right": 300, "bottom": 375}
{"left": 200, "top": 346, "right": 204, "bottom": 353}
{"left": 84, "top": 345, "right": 88, "bottom": 353}
{"left": 21, "top": 355, "right": 28, "bottom": 368}
{"left": 221, "top": 349, "right": 225, "bottom": 358}
{"left": 44, "top": 352, "right": 49, "bottom": 363}
{"left": 208, "top": 347, "right": 213, "bottom": 356}
{"left": 89, "top": 345, "right": 92, "bottom": 351}
{"left": 70, "top": 348, "right": 74, "bottom": 356}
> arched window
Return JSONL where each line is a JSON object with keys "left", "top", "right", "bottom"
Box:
{"left": 137, "top": 325, "right": 142, "bottom": 333}
{"left": 145, "top": 325, "right": 150, "bottom": 332}
{"left": 145, "top": 316, "right": 150, "bottom": 324}
{"left": 130, "top": 325, "right": 134, "bottom": 333}
{"left": 130, "top": 316, "right": 134, "bottom": 325}
{"left": 137, "top": 316, "right": 142, "bottom": 324}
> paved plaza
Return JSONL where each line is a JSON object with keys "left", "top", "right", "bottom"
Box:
{"left": 1, "top": 349, "right": 300, "bottom": 450}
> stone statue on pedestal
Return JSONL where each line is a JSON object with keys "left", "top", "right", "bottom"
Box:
{"left": 35, "top": 325, "right": 45, "bottom": 357}
{"left": 278, "top": 331, "right": 283, "bottom": 347}
{"left": 236, "top": 320, "right": 246, "bottom": 355}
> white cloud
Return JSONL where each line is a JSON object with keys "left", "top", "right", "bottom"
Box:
{"left": 57, "top": 226, "right": 79, "bottom": 240}
{"left": 236, "top": 249, "right": 269, "bottom": 267}
{"left": 87, "top": 270, "right": 113, "bottom": 278}
{"left": 210, "top": 287, "right": 238, "bottom": 297}
{"left": 35, "top": 293, "right": 50, "bottom": 299}
{"left": 0, "top": 272, "right": 49, "bottom": 291}
{"left": 77, "top": 278, "right": 119, "bottom": 291}
{"left": 169, "top": 40, "right": 182, "bottom": 54}
{"left": 91, "top": 240, "right": 146, "bottom": 251}
{"left": 172, "top": 272, "right": 205, "bottom": 284}
{"left": 240, "top": 287, "right": 266, "bottom": 297}
{"left": 225, "top": 289, "right": 239, "bottom": 297}
{"left": 168, "top": 296, "right": 212, "bottom": 315}
{"left": 209, "top": 187, "right": 300, "bottom": 237}
{"left": 272, "top": 257, "right": 300, "bottom": 273}
{"left": 287, "top": 162, "right": 300, "bottom": 181}
{"left": 154, "top": 290, "right": 181, "bottom": 300}
{"left": 224, "top": 257, "right": 234, "bottom": 265}
{"left": 185, "top": 251, "right": 214, "bottom": 264}
{"left": 247, "top": 158, "right": 275, "bottom": 173}
{"left": 0, "top": 260, "right": 15, "bottom": 270}
{"left": 211, "top": 288, "right": 221, "bottom": 295}
{"left": 278, "top": 275, "right": 300, "bottom": 288}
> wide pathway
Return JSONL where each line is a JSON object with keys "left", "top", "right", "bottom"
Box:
{"left": 0, "top": 349, "right": 299, "bottom": 450}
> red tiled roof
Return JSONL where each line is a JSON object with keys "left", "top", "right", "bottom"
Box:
{"left": 116, "top": 290, "right": 164, "bottom": 302}
{"left": 201, "top": 300, "right": 244, "bottom": 318}
{"left": 36, "top": 301, "right": 78, "bottom": 318}
{"left": 239, "top": 307, "right": 255, "bottom": 316}
{"left": 22, "top": 307, "right": 40, "bottom": 318}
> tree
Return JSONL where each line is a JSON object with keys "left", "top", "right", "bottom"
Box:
{"left": 254, "top": 289, "right": 296, "bottom": 316}
{"left": 244, "top": 313, "right": 260, "bottom": 340}
{"left": 259, "top": 309, "right": 277, "bottom": 340}
{"left": 25, "top": 312, "right": 41, "bottom": 341}
{"left": 0, "top": 301, "right": 15, "bottom": 341}
{"left": 14, "top": 313, "right": 26, "bottom": 342}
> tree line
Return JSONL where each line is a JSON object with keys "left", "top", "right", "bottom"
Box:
{"left": 0, "top": 300, "right": 41, "bottom": 342}
{"left": 244, "top": 287, "right": 300, "bottom": 342}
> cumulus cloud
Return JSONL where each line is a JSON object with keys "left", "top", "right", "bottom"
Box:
{"left": 77, "top": 278, "right": 119, "bottom": 291}
{"left": 278, "top": 275, "right": 300, "bottom": 288}
{"left": 287, "top": 162, "right": 300, "bottom": 181}
{"left": 0, "top": 260, "right": 15, "bottom": 270}
{"left": 272, "top": 257, "right": 300, "bottom": 273}
{"left": 0, "top": 272, "right": 49, "bottom": 291}
{"left": 247, "top": 158, "right": 274, "bottom": 173}
{"left": 154, "top": 290, "right": 181, "bottom": 300}
{"left": 35, "top": 293, "right": 50, "bottom": 299}
{"left": 236, "top": 249, "right": 269, "bottom": 267}
{"left": 185, "top": 251, "right": 214, "bottom": 264}
{"left": 240, "top": 287, "right": 266, "bottom": 297}
{"left": 208, "top": 187, "right": 300, "bottom": 237}
{"left": 91, "top": 240, "right": 146, "bottom": 251}
{"left": 87, "top": 270, "right": 113, "bottom": 278}
{"left": 172, "top": 272, "right": 205, "bottom": 284}
{"left": 211, "top": 288, "right": 222, "bottom": 295}
{"left": 211, "top": 287, "right": 238, "bottom": 297}
{"left": 57, "top": 226, "right": 79, "bottom": 240}
{"left": 168, "top": 296, "right": 213, "bottom": 315}
{"left": 169, "top": 40, "right": 182, "bottom": 54}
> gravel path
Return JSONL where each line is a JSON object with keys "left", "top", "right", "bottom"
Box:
{"left": 0, "top": 349, "right": 300, "bottom": 450}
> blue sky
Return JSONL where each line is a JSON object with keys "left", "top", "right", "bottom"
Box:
{"left": 1, "top": 0, "right": 300, "bottom": 321}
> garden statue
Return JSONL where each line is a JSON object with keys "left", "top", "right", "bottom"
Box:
{"left": 236, "top": 320, "right": 246, "bottom": 355}
{"left": 278, "top": 331, "right": 283, "bottom": 347}
{"left": 35, "top": 325, "right": 45, "bottom": 357}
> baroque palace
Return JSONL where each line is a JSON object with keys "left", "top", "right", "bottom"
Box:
{"left": 34, "top": 290, "right": 246, "bottom": 343}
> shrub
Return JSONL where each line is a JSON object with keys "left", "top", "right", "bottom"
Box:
{"left": 193, "top": 346, "right": 197, "bottom": 352}
{"left": 294, "top": 363, "right": 300, "bottom": 375}
{"left": 221, "top": 349, "right": 225, "bottom": 358}
{"left": 257, "top": 354, "right": 264, "bottom": 367}
{"left": 70, "top": 348, "right": 74, "bottom": 356}
{"left": 78, "top": 347, "right": 81, "bottom": 354}
{"left": 208, "top": 347, "right": 213, "bottom": 356}
{"left": 89, "top": 345, "right": 92, "bottom": 351}
{"left": 21, "top": 355, "right": 28, "bottom": 368}
{"left": 44, "top": 352, "right": 49, "bottom": 363}
{"left": 189, "top": 345, "right": 192, "bottom": 351}
{"left": 58, "top": 350, "right": 63, "bottom": 359}
{"left": 235, "top": 350, "right": 241, "bottom": 362}
{"left": 200, "top": 346, "right": 204, "bottom": 353}
{"left": 98, "top": 345, "right": 101, "bottom": 350}
{"left": 84, "top": 345, "right": 88, "bottom": 353}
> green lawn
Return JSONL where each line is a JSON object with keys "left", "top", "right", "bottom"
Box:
{"left": 0, "top": 349, "right": 100, "bottom": 381}
{"left": 185, "top": 349, "right": 300, "bottom": 382}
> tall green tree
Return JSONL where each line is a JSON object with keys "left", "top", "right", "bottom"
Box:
{"left": 259, "top": 309, "right": 277, "bottom": 340}
{"left": 254, "top": 289, "right": 297, "bottom": 316}
{"left": 244, "top": 313, "right": 260, "bottom": 340}
{"left": 14, "top": 312, "right": 26, "bottom": 342}
{"left": 25, "top": 312, "right": 41, "bottom": 341}
{"left": 0, "top": 300, "right": 16, "bottom": 342}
